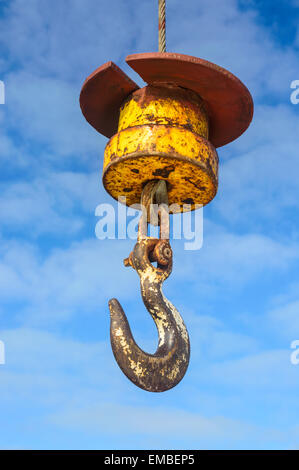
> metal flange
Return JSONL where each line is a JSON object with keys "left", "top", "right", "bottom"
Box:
{"left": 80, "top": 52, "right": 253, "bottom": 147}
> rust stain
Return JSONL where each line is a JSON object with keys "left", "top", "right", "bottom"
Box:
{"left": 102, "top": 85, "right": 218, "bottom": 211}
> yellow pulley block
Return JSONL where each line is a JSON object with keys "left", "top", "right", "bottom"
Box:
{"left": 103, "top": 84, "right": 218, "bottom": 212}
{"left": 80, "top": 53, "right": 253, "bottom": 212}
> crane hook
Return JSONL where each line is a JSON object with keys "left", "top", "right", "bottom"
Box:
{"left": 108, "top": 181, "right": 190, "bottom": 392}
{"left": 109, "top": 237, "right": 190, "bottom": 392}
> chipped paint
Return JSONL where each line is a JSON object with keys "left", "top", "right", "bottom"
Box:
{"left": 103, "top": 84, "right": 218, "bottom": 212}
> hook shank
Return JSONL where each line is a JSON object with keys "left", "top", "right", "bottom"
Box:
{"left": 109, "top": 238, "right": 190, "bottom": 392}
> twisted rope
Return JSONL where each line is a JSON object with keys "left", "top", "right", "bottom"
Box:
{"left": 158, "top": 0, "right": 166, "bottom": 53}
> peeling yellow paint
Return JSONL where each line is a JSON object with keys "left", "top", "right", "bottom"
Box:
{"left": 102, "top": 85, "right": 218, "bottom": 212}
{"left": 118, "top": 87, "right": 209, "bottom": 138}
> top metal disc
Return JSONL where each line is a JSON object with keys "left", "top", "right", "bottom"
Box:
{"left": 126, "top": 52, "right": 254, "bottom": 148}
{"left": 80, "top": 61, "right": 139, "bottom": 138}
{"left": 80, "top": 53, "right": 253, "bottom": 148}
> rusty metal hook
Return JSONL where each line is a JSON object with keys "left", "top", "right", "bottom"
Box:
{"left": 108, "top": 237, "right": 190, "bottom": 392}
{"left": 108, "top": 181, "right": 190, "bottom": 392}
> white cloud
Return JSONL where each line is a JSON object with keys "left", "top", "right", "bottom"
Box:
{"left": 0, "top": 237, "right": 135, "bottom": 325}
{"left": 48, "top": 400, "right": 297, "bottom": 449}
{"left": 168, "top": 0, "right": 298, "bottom": 99}
{"left": 5, "top": 71, "right": 102, "bottom": 158}
{"left": 0, "top": 326, "right": 291, "bottom": 449}
{"left": 0, "top": 170, "right": 104, "bottom": 236}
{"left": 0, "top": 327, "right": 121, "bottom": 407}
{"left": 49, "top": 402, "right": 257, "bottom": 439}
{"left": 172, "top": 226, "right": 299, "bottom": 290}
{"left": 187, "top": 312, "right": 259, "bottom": 361}
{"left": 213, "top": 104, "right": 299, "bottom": 226}
{"left": 0, "top": 0, "right": 148, "bottom": 80}
{"left": 202, "top": 349, "right": 298, "bottom": 390}
{"left": 267, "top": 299, "right": 299, "bottom": 339}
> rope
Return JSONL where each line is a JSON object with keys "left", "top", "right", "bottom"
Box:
{"left": 158, "top": 0, "right": 166, "bottom": 53}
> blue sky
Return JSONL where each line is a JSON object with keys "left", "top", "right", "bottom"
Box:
{"left": 0, "top": 0, "right": 299, "bottom": 450}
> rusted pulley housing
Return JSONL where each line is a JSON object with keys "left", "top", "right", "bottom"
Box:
{"left": 80, "top": 52, "right": 253, "bottom": 211}
{"left": 103, "top": 84, "right": 217, "bottom": 211}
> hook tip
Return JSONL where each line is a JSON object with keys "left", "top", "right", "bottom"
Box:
{"left": 108, "top": 298, "right": 123, "bottom": 318}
